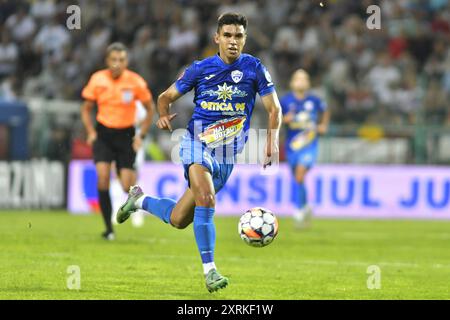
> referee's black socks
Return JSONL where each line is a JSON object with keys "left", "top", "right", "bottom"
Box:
{"left": 98, "top": 189, "right": 113, "bottom": 234}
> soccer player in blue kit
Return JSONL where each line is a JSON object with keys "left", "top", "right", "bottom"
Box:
{"left": 116, "top": 13, "right": 282, "bottom": 292}
{"left": 281, "top": 69, "right": 330, "bottom": 228}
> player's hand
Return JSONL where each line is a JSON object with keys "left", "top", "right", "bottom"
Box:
{"left": 86, "top": 131, "right": 97, "bottom": 146}
{"left": 263, "top": 139, "right": 279, "bottom": 169}
{"left": 156, "top": 113, "right": 177, "bottom": 132}
{"left": 132, "top": 135, "right": 143, "bottom": 152}
{"left": 317, "top": 124, "right": 328, "bottom": 135}
{"left": 283, "top": 112, "right": 295, "bottom": 124}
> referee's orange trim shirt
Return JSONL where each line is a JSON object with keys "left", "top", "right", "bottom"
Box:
{"left": 82, "top": 69, "right": 152, "bottom": 129}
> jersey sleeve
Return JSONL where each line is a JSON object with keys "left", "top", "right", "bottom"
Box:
{"left": 317, "top": 97, "right": 327, "bottom": 112}
{"left": 134, "top": 75, "right": 153, "bottom": 103}
{"left": 280, "top": 95, "right": 290, "bottom": 115}
{"left": 175, "top": 62, "right": 199, "bottom": 94}
{"left": 81, "top": 74, "right": 99, "bottom": 101}
{"left": 256, "top": 61, "right": 275, "bottom": 97}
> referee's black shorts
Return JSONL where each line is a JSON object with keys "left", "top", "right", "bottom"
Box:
{"left": 93, "top": 122, "right": 136, "bottom": 171}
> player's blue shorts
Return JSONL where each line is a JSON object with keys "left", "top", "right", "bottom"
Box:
{"left": 179, "top": 134, "right": 234, "bottom": 193}
{"left": 286, "top": 140, "right": 318, "bottom": 170}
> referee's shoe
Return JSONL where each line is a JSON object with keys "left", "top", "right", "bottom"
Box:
{"left": 102, "top": 231, "right": 115, "bottom": 241}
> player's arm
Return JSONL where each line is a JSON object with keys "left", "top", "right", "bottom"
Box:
{"left": 261, "top": 91, "right": 282, "bottom": 168}
{"left": 132, "top": 99, "right": 155, "bottom": 152}
{"left": 156, "top": 83, "right": 182, "bottom": 132}
{"left": 138, "top": 99, "right": 155, "bottom": 138}
{"left": 283, "top": 113, "right": 295, "bottom": 124}
{"left": 80, "top": 100, "right": 97, "bottom": 146}
{"left": 317, "top": 110, "right": 330, "bottom": 135}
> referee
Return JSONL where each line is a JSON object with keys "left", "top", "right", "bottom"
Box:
{"left": 81, "top": 42, "right": 155, "bottom": 240}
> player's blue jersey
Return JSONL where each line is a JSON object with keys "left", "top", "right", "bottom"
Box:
{"left": 280, "top": 92, "right": 327, "bottom": 152}
{"left": 175, "top": 53, "right": 274, "bottom": 155}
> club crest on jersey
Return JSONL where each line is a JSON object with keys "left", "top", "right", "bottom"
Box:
{"left": 231, "top": 70, "right": 243, "bottom": 83}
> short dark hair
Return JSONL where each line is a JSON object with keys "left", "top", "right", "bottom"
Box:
{"left": 106, "top": 42, "right": 127, "bottom": 56}
{"left": 217, "top": 12, "right": 247, "bottom": 32}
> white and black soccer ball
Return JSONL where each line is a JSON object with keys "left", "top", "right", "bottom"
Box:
{"left": 238, "top": 207, "right": 278, "bottom": 247}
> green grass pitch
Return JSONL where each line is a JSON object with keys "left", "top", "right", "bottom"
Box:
{"left": 0, "top": 211, "right": 449, "bottom": 299}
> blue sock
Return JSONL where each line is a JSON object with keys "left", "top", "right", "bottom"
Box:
{"left": 297, "top": 183, "right": 307, "bottom": 209}
{"left": 142, "top": 196, "right": 176, "bottom": 224}
{"left": 193, "top": 207, "right": 216, "bottom": 268}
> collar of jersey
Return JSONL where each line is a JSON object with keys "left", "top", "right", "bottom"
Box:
{"left": 108, "top": 69, "right": 128, "bottom": 81}
{"left": 215, "top": 53, "right": 243, "bottom": 68}
{"left": 291, "top": 91, "right": 310, "bottom": 103}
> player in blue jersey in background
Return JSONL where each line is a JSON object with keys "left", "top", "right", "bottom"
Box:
{"left": 281, "top": 69, "right": 330, "bottom": 229}
{"left": 116, "top": 13, "right": 282, "bottom": 292}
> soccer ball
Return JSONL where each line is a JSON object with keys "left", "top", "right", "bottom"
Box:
{"left": 238, "top": 207, "right": 278, "bottom": 247}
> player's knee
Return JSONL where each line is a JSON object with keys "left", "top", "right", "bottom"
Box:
{"left": 170, "top": 214, "right": 192, "bottom": 229}
{"left": 295, "top": 167, "right": 308, "bottom": 183}
{"left": 195, "top": 192, "right": 215, "bottom": 208}
{"left": 171, "top": 219, "right": 191, "bottom": 229}
{"left": 97, "top": 177, "right": 110, "bottom": 190}
{"left": 121, "top": 183, "right": 132, "bottom": 193}
{"left": 295, "top": 173, "right": 306, "bottom": 184}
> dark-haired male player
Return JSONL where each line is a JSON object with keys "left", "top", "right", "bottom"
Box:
{"left": 117, "top": 13, "right": 281, "bottom": 292}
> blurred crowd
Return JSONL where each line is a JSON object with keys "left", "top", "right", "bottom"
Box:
{"left": 0, "top": 0, "right": 449, "bottom": 129}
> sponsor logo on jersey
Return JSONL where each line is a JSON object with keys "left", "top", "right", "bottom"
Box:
{"left": 200, "top": 82, "right": 247, "bottom": 102}
{"left": 200, "top": 101, "right": 246, "bottom": 112}
{"left": 198, "top": 116, "right": 246, "bottom": 148}
{"left": 289, "top": 129, "right": 317, "bottom": 151}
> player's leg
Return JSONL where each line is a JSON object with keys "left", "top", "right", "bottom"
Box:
{"left": 292, "top": 144, "right": 317, "bottom": 228}
{"left": 189, "top": 164, "right": 216, "bottom": 271}
{"left": 188, "top": 164, "right": 228, "bottom": 292}
{"left": 117, "top": 184, "right": 179, "bottom": 225}
{"left": 96, "top": 161, "right": 115, "bottom": 239}
{"left": 119, "top": 167, "right": 223, "bottom": 229}
{"left": 117, "top": 134, "right": 196, "bottom": 226}
{"left": 115, "top": 128, "right": 138, "bottom": 193}
{"left": 110, "top": 162, "right": 125, "bottom": 226}
{"left": 117, "top": 170, "right": 200, "bottom": 229}
{"left": 114, "top": 131, "right": 148, "bottom": 224}
{"left": 293, "top": 164, "right": 312, "bottom": 227}
{"left": 168, "top": 188, "right": 196, "bottom": 228}
{"left": 93, "top": 133, "right": 116, "bottom": 240}
{"left": 294, "top": 164, "right": 309, "bottom": 209}
{"left": 117, "top": 167, "right": 137, "bottom": 192}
